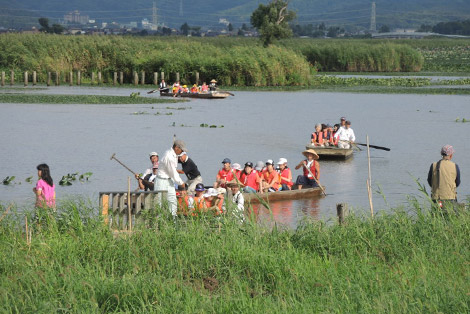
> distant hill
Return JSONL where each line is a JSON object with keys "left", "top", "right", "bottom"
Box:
{"left": 1, "top": 0, "right": 470, "bottom": 30}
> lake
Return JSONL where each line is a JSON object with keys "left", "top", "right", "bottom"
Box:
{"left": 1, "top": 86, "right": 469, "bottom": 227}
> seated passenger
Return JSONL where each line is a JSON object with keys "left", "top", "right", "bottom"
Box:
{"left": 177, "top": 185, "right": 194, "bottom": 216}
{"left": 334, "top": 120, "right": 355, "bottom": 149}
{"left": 323, "top": 124, "right": 335, "bottom": 147}
{"left": 190, "top": 84, "right": 199, "bottom": 93}
{"left": 277, "top": 158, "right": 293, "bottom": 191}
{"left": 262, "top": 160, "right": 280, "bottom": 192}
{"left": 204, "top": 188, "right": 224, "bottom": 215}
{"left": 231, "top": 163, "right": 242, "bottom": 180}
{"left": 311, "top": 123, "right": 324, "bottom": 146}
{"left": 215, "top": 158, "right": 234, "bottom": 188}
{"left": 172, "top": 81, "right": 180, "bottom": 94}
{"left": 240, "top": 162, "right": 259, "bottom": 193}
{"left": 201, "top": 82, "right": 209, "bottom": 92}
{"left": 226, "top": 180, "right": 245, "bottom": 221}
{"left": 295, "top": 149, "right": 320, "bottom": 190}
{"left": 182, "top": 85, "right": 189, "bottom": 93}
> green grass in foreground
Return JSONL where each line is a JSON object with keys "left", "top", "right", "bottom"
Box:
{"left": 0, "top": 197, "right": 469, "bottom": 313}
{"left": 0, "top": 93, "right": 186, "bottom": 104}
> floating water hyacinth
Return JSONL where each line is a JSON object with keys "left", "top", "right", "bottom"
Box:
{"left": 2, "top": 176, "right": 15, "bottom": 185}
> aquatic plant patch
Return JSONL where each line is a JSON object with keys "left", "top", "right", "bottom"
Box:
{"left": 0, "top": 94, "right": 186, "bottom": 104}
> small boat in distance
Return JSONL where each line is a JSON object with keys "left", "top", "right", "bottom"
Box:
{"left": 159, "top": 90, "right": 232, "bottom": 99}
{"left": 305, "top": 143, "right": 353, "bottom": 160}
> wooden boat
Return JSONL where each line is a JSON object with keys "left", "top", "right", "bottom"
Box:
{"left": 160, "top": 90, "right": 232, "bottom": 99}
{"left": 305, "top": 143, "right": 353, "bottom": 160}
{"left": 243, "top": 187, "right": 324, "bottom": 204}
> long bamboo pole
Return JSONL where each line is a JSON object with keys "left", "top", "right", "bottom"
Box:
{"left": 367, "top": 135, "right": 374, "bottom": 217}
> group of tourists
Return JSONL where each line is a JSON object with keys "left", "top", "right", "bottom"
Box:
{"left": 32, "top": 133, "right": 462, "bottom": 218}
{"left": 159, "top": 79, "right": 217, "bottom": 95}
{"left": 311, "top": 117, "right": 356, "bottom": 149}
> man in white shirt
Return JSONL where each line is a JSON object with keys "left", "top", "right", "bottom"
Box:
{"left": 154, "top": 140, "right": 186, "bottom": 217}
{"left": 334, "top": 120, "right": 355, "bottom": 149}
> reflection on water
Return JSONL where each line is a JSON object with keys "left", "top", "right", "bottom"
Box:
{"left": 1, "top": 86, "right": 470, "bottom": 228}
{"left": 251, "top": 198, "right": 320, "bottom": 229}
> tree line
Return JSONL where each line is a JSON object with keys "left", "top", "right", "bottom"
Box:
{"left": 418, "top": 19, "right": 470, "bottom": 35}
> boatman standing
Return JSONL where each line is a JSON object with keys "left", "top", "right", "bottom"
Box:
{"left": 334, "top": 120, "right": 355, "bottom": 149}
{"left": 159, "top": 79, "right": 168, "bottom": 93}
{"left": 154, "top": 139, "right": 187, "bottom": 217}
{"left": 177, "top": 152, "right": 203, "bottom": 194}
{"left": 427, "top": 145, "right": 461, "bottom": 209}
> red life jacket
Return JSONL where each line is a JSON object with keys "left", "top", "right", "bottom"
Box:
{"left": 302, "top": 160, "right": 317, "bottom": 179}
{"left": 217, "top": 168, "right": 234, "bottom": 187}
{"left": 280, "top": 168, "right": 293, "bottom": 187}
{"left": 240, "top": 171, "right": 259, "bottom": 191}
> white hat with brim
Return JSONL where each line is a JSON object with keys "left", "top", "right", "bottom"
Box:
{"left": 302, "top": 149, "right": 319, "bottom": 160}
{"left": 277, "top": 158, "right": 288, "bottom": 165}
{"left": 210, "top": 79, "right": 217, "bottom": 83}
{"left": 149, "top": 152, "right": 158, "bottom": 157}
{"left": 204, "top": 188, "right": 218, "bottom": 198}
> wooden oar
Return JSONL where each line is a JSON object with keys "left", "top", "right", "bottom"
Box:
{"left": 147, "top": 89, "right": 158, "bottom": 94}
{"left": 110, "top": 153, "right": 137, "bottom": 175}
{"left": 217, "top": 90, "right": 235, "bottom": 96}
{"left": 354, "top": 143, "right": 390, "bottom": 151}
{"left": 302, "top": 163, "right": 327, "bottom": 196}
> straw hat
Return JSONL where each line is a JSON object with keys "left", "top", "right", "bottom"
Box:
{"left": 210, "top": 79, "right": 217, "bottom": 83}
{"left": 302, "top": 148, "right": 319, "bottom": 160}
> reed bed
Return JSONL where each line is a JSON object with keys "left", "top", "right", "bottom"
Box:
{"left": 0, "top": 197, "right": 468, "bottom": 313}
{"left": 0, "top": 34, "right": 312, "bottom": 86}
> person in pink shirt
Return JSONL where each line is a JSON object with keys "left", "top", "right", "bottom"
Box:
{"left": 33, "top": 163, "right": 56, "bottom": 208}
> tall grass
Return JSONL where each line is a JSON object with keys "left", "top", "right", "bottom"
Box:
{"left": 0, "top": 34, "right": 312, "bottom": 86}
{"left": 0, "top": 197, "right": 468, "bottom": 313}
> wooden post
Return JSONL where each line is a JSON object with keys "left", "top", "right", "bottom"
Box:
{"left": 161, "top": 71, "right": 165, "bottom": 81}
{"left": 32, "top": 71, "right": 37, "bottom": 86}
{"left": 195, "top": 72, "right": 199, "bottom": 85}
{"left": 140, "top": 71, "right": 145, "bottom": 85}
{"left": 336, "top": 203, "right": 349, "bottom": 225}
{"left": 367, "top": 135, "right": 374, "bottom": 217}
{"left": 153, "top": 72, "right": 158, "bottom": 86}
{"left": 24, "top": 71, "right": 28, "bottom": 86}
{"left": 128, "top": 177, "right": 132, "bottom": 232}
{"left": 113, "top": 72, "right": 117, "bottom": 86}
{"left": 133, "top": 71, "right": 138, "bottom": 86}
{"left": 55, "top": 71, "right": 59, "bottom": 86}
{"left": 47, "top": 72, "right": 51, "bottom": 86}
{"left": 77, "top": 71, "right": 81, "bottom": 85}
{"left": 98, "top": 71, "right": 102, "bottom": 85}
{"left": 91, "top": 72, "right": 95, "bottom": 85}
{"left": 101, "top": 194, "right": 110, "bottom": 226}
{"left": 119, "top": 72, "right": 123, "bottom": 85}
{"left": 10, "top": 70, "right": 14, "bottom": 86}
{"left": 1, "top": 71, "right": 4, "bottom": 86}
{"left": 69, "top": 71, "right": 73, "bottom": 86}
{"left": 176, "top": 72, "right": 180, "bottom": 82}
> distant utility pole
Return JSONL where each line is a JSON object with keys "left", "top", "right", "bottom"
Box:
{"left": 152, "top": 1, "right": 158, "bottom": 30}
{"left": 370, "top": 1, "right": 376, "bottom": 33}
{"left": 179, "top": 0, "right": 183, "bottom": 17}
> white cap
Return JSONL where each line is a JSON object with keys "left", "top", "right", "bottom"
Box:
{"left": 266, "top": 159, "right": 274, "bottom": 165}
{"left": 277, "top": 158, "right": 288, "bottom": 165}
{"left": 149, "top": 152, "right": 158, "bottom": 157}
{"left": 232, "top": 163, "right": 242, "bottom": 171}
{"left": 204, "top": 188, "right": 218, "bottom": 198}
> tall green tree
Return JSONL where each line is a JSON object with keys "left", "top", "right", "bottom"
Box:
{"left": 250, "top": 0, "right": 296, "bottom": 47}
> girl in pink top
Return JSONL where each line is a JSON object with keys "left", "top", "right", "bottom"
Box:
{"left": 33, "top": 164, "right": 56, "bottom": 208}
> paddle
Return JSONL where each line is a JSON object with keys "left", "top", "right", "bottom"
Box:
{"left": 110, "top": 153, "right": 137, "bottom": 176}
{"left": 302, "top": 163, "right": 327, "bottom": 196}
{"left": 354, "top": 143, "right": 391, "bottom": 151}
{"left": 216, "top": 90, "right": 235, "bottom": 96}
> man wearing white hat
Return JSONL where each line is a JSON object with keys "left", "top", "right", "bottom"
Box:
{"left": 135, "top": 152, "right": 159, "bottom": 189}
{"left": 154, "top": 140, "right": 186, "bottom": 217}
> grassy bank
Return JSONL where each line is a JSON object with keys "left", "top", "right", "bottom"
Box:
{"left": 0, "top": 199, "right": 468, "bottom": 313}
{"left": 0, "top": 93, "right": 185, "bottom": 104}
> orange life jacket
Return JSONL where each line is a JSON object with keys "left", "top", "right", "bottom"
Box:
{"left": 311, "top": 131, "right": 324, "bottom": 145}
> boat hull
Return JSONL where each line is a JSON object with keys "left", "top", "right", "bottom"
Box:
{"left": 306, "top": 143, "right": 353, "bottom": 159}
{"left": 243, "top": 187, "right": 324, "bottom": 204}
{"left": 160, "top": 91, "right": 230, "bottom": 99}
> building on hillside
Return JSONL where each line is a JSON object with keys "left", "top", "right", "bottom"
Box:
{"left": 64, "top": 10, "right": 89, "bottom": 25}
